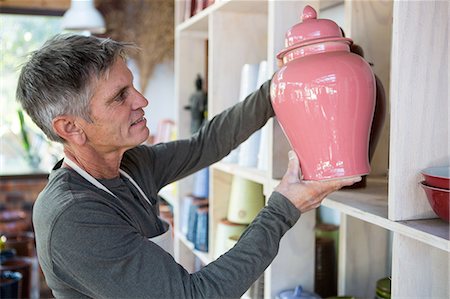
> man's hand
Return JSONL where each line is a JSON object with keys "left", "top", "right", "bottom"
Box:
{"left": 275, "top": 151, "right": 361, "bottom": 213}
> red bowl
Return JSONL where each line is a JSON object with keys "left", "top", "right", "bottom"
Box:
{"left": 420, "top": 181, "right": 449, "bottom": 222}
{"left": 421, "top": 166, "right": 450, "bottom": 189}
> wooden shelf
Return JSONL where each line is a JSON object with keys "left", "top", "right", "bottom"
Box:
{"left": 212, "top": 162, "right": 267, "bottom": 185}
{"left": 322, "top": 180, "right": 389, "bottom": 222}
{"left": 323, "top": 180, "right": 449, "bottom": 252}
{"left": 270, "top": 178, "right": 449, "bottom": 252}
{"left": 174, "top": 0, "right": 450, "bottom": 297}
{"left": 177, "top": 0, "right": 268, "bottom": 33}
{"left": 176, "top": 7, "right": 209, "bottom": 33}
{"left": 177, "top": 0, "right": 269, "bottom": 35}
{"left": 0, "top": 0, "right": 69, "bottom": 11}
{"left": 396, "top": 219, "right": 449, "bottom": 252}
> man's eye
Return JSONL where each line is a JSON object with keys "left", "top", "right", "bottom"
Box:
{"left": 115, "top": 90, "right": 128, "bottom": 102}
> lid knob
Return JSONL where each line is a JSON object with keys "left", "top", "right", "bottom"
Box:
{"left": 276, "top": 4, "right": 353, "bottom": 59}
{"left": 302, "top": 5, "right": 317, "bottom": 21}
{"left": 293, "top": 285, "right": 303, "bottom": 296}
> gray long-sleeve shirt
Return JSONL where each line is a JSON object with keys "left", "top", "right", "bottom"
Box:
{"left": 33, "top": 80, "right": 301, "bottom": 298}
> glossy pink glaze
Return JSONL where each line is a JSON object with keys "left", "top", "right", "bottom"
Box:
{"left": 271, "top": 6, "right": 375, "bottom": 180}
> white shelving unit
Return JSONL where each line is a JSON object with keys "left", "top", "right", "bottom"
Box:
{"left": 168, "top": 0, "right": 449, "bottom": 298}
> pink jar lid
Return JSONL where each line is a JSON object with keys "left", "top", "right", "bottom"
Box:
{"left": 277, "top": 5, "right": 352, "bottom": 59}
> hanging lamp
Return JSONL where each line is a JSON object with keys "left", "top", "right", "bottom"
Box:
{"left": 61, "top": 0, "right": 106, "bottom": 34}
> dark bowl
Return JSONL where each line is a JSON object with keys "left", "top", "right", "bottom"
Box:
{"left": 420, "top": 181, "right": 450, "bottom": 222}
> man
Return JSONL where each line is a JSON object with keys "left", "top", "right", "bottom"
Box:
{"left": 17, "top": 34, "right": 360, "bottom": 298}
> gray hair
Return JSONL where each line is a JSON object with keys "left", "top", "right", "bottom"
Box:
{"left": 16, "top": 34, "right": 136, "bottom": 143}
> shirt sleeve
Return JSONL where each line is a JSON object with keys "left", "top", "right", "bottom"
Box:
{"left": 49, "top": 191, "right": 300, "bottom": 299}
{"left": 148, "top": 79, "right": 275, "bottom": 189}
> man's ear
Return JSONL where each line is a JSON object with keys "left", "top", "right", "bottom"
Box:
{"left": 52, "top": 116, "right": 86, "bottom": 145}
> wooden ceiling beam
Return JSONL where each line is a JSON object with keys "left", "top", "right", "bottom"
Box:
{"left": 0, "top": 0, "right": 70, "bottom": 11}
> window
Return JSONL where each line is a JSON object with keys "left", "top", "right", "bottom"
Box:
{"left": 1, "top": 14, "right": 63, "bottom": 173}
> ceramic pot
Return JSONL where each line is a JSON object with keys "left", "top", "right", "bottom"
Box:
{"left": 420, "top": 182, "right": 450, "bottom": 222}
{"left": 315, "top": 223, "right": 339, "bottom": 258}
{"left": 271, "top": 5, "right": 376, "bottom": 180}
{"left": 315, "top": 237, "right": 337, "bottom": 297}
{"left": 318, "top": 206, "right": 340, "bottom": 225}
{"left": 375, "top": 277, "right": 391, "bottom": 299}
{"left": 257, "top": 124, "right": 269, "bottom": 171}
{"left": 421, "top": 166, "right": 450, "bottom": 189}
{"left": 238, "top": 130, "right": 261, "bottom": 168}
{"left": 224, "top": 63, "right": 259, "bottom": 164}
{"left": 239, "top": 63, "right": 259, "bottom": 102}
{"left": 257, "top": 61, "right": 269, "bottom": 171}
{"left": 344, "top": 44, "right": 387, "bottom": 188}
{"left": 277, "top": 285, "right": 321, "bottom": 299}
{"left": 226, "top": 235, "right": 240, "bottom": 251}
{"left": 227, "top": 176, "right": 264, "bottom": 224}
{"left": 214, "top": 219, "right": 247, "bottom": 258}
{"left": 237, "top": 63, "right": 261, "bottom": 168}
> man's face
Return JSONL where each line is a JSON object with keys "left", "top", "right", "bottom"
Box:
{"left": 78, "top": 58, "right": 149, "bottom": 154}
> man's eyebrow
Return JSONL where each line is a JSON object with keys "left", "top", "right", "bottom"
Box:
{"left": 107, "top": 86, "right": 128, "bottom": 103}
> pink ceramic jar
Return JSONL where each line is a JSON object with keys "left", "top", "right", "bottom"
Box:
{"left": 271, "top": 5, "right": 376, "bottom": 180}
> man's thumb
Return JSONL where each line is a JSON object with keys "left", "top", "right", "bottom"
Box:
{"left": 285, "top": 150, "right": 301, "bottom": 183}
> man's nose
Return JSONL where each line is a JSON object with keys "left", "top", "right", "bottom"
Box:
{"left": 131, "top": 89, "right": 149, "bottom": 109}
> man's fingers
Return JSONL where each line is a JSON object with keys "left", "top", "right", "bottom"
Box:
{"left": 334, "top": 176, "right": 362, "bottom": 188}
{"left": 283, "top": 150, "right": 301, "bottom": 183}
{"left": 305, "top": 176, "right": 363, "bottom": 200}
{"left": 315, "top": 176, "right": 362, "bottom": 191}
